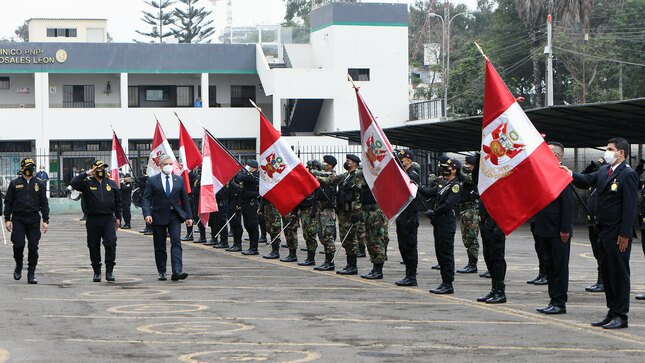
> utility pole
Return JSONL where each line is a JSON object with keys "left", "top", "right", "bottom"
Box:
{"left": 619, "top": 64, "right": 623, "bottom": 100}
{"left": 546, "top": 14, "right": 554, "bottom": 106}
{"left": 443, "top": 1, "right": 450, "bottom": 117}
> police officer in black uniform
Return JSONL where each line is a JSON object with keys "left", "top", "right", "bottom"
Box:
{"left": 581, "top": 158, "right": 606, "bottom": 293}
{"left": 70, "top": 160, "right": 122, "bottom": 282}
{"left": 211, "top": 185, "right": 231, "bottom": 248}
{"left": 422, "top": 156, "right": 462, "bottom": 295}
{"left": 4, "top": 158, "right": 49, "bottom": 284}
{"left": 394, "top": 150, "right": 423, "bottom": 287}
{"left": 226, "top": 172, "right": 244, "bottom": 252}
{"left": 119, "top": 173, "right": 134, "bottom": 229}
{"left": 183, "top": 170, "right": 201, "bottom": 242}
{"left": 238, "top": 160, "right": 261, "bottom": 255}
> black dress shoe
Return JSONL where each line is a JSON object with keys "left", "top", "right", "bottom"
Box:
{"left": 431, "top": 264, "right": 441, "bottom": 270}
{"left": 13, "top": 266, "right": 22, "bottom": 281}
{"left": 106, "top": 273, "right": 116, "bottom": 282}
{"left": 486, "top": 292, "right": 507, "bottom": 304}
{"left": 263, "top": 251, "right": 280, "bottom": 259}
{"left": 636, "top": 294, "right": 645, "bottom": 300}
{"left": 227, "top": 245, "right": 242, "bottom": 252}
{"left": 585, "top": 283, "right": 605, "bottom": 293}
{"left": 121, "top": 224, "right": 131, "bottom": 229}
{"left": 479, "top": 271, "right": 491, "bottom": 278}
{"left": 144, "top": 230, "right": 154, "bottom": 236}
{"left": 430, "top": 283, "right": 454, "bottom": 294}
{"left": 171, "top": 272, "right": 188, "bottom": 281}
{"left": 27, "top": 274, "right": 38, "bottom": 284}
{"left": 477, "top": 291, "right": 494, "bottom": 302}
{"left": 158, "top": 273, "right": 167, "bottom": 281}
{"left": 395, "top": 276, "right": 417, "bottom": 286}
{"left": 591, "top": 314, "right": 613, "bottom": 327}
{"left": 241, "top": 249, "right": 259, "bottom": 255}
{"left": 536, "top": 305, "right": 553, "bottom": 313}
{"left": 93, "top": 274, "right": 101, "bottom": 282}
{"left": 602, "top": 317, "right": 628, "bottom": 329}
{"left": 203, "top": 240, "right": 217, "bottom": 246}
{"left": 214, "top": 242, "right": 229, "bottom": 249}
{"left": 457, "top": 263, "right": 477, "bottom": 274}
{"left": 139, "top": 228, "right": 148, "bottom": 233}
{"left": 533, "top": 276, "right": 548, "bottom": 285}
{"left": 542, "top": 305, "right": 566, "bottom": 314}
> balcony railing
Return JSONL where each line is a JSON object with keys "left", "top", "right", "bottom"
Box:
{"left": 409, "top": 99, "right": 444, "bottom": 121}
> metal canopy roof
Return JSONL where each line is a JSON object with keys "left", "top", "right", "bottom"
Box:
{"left": 325, "top": 98, "right": 645, "bottom": 152}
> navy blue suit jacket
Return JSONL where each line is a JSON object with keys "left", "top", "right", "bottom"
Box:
{"left": 533, "top": 185, "right": 574, "bottom": 238}
{"left": 142, "top": 173, "right": 192, "bottom": 226}
{"left": 572, "top": 161, "right": 638, "bottom": 240}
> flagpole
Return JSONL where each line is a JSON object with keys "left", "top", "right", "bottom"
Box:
{"left": 474, "top": 42, "right": 489, "bottom": 61}
{"left": 110, "top": 126, "right": 138, "bottom": 179}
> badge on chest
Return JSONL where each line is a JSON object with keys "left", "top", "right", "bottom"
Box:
{"left": 610, "top": 181, "right": 618, "bottom": 192}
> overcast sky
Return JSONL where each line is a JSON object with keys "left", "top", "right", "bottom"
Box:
{"left": 0, "top": 0, "right": 478, "bottom": 42}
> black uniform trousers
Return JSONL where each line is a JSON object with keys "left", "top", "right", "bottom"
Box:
{"left": 396, "top": 210, "right": 419, "bottom": 277}
{"left": 229, "top": 205, "right": 243, "bottom": 244}
{"left": 588, "top": 225, "right": 603, "bottom": 283}
{"left": 121, "top": 194, "right": 132, "bottom": 225}
{"left": 530, "top": 222, "right": 546, "bottom": 276}
{"left": 211, "top": 204, "right": 229, "bottom": 242}
{"left": 259, "top": 212, "right": 267, "bottom": 239}
{"left": 11, "top": 214, "right": 42, "bottom": 270}
{"left": 541, "top": 236, "right": 570, "bottom": 307}
{"left": 480, "top": 216, "right": 507, "bottom": 288}
{"left": 152, "top": 213, "right": 184, "bottom": 275}
{"left": 86, "top": 214, "right": 117, "bottom": 268}
{"left": 241, "top": 199, "right": 259, "bottom": 250}
{"left": 597, "top": 233, "right": 632, "bottom": 320}
{"left": 431, "top": 213, "right": 456, "bottom": 284}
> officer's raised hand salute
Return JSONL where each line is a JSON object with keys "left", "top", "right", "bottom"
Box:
{"left": 4, "top": 158, "right": 50, "bottom": 284}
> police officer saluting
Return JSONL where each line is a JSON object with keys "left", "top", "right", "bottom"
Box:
{"left": 70, "top": 160, "right": 122, "bottom": 282}
{"left": 4, "top": 158, "right": 50, "bottom": 284}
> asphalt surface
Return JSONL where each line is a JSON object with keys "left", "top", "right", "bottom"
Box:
{"left": 0, "top": 213, "right": 644, "bottom": 362}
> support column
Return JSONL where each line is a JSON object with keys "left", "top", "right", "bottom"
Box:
{"left": 201, "top": 73, "right": 209, "bottom": 109}
{"left": 120, "top": 73, "right": 128, "bottom": 108}
{"left": 34, "top": 72, "right": 50, "bottom": 196}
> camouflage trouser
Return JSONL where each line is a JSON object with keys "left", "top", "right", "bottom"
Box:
{"left": 356, "top": 221, "right": 367, "bottom": 251}
{"left": 317, "top": 204, "right": 336, "bottom": 254}
{"left": 300, "top": 205, "right": 319, "bottom": 252}
{"left": 460, "top": 207, "right": 480, "bottom": 262}
{"left": 337, "top": 209, "right": 358, "bottom": 256}
{"left": 263, "top": 202, "right": 282, "bottom": 241}
{"left": 362, "top": 204, "right": 388, "bottom": 264}
{"left": 282, "top": 212, "right": 300, "bottom": 250}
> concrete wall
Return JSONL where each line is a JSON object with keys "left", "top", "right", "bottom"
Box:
{"left": 28, "top": 19, "right": 107, "bottom": 43}
{"left": 48, "top": 73, "right": 121, "bottom": 108}
{"left": 0, "top": 74, "right": 35, "bottom": 107}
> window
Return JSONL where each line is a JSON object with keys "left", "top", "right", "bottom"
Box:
{"left": 67, "top": 28, "right": 77, "bottom": 37}
{"left": 57, "top": 28, "right": 66, "bottom": 37}
{"left": 0, "top": 77, "right": 9, "bottom": 90}
{"left": 230, "top": 85, "right": 256, "bottom": 107}
{"left": 348, "top": 68, "right": 370, "bottom": 81}
{"left": 145, "top": 87, "right": 171, "bottom": 101}
{"left": 46, "top": 28, "right": 78, "bottom": 38}
{"left": 63, "top": 85, "right": 95, "bottom": 108}
{"left": 128, "top": 86, "right": 139, "bottom": 107}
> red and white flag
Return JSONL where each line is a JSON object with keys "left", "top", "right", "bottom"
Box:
{"left": 199, "top": 131, "right": 243, "bottom": 227}
{"left": 110, "top": 131, "right": 129, "bottom": 187}
{"left": 478, "top": 59, "right": 572, "bottom": 235}
{"left": 259, "top": 113, "right": 320, "bottom": 216}
{"left": 355, "top": 87, "right": 417, "bottom": 220}
{"left": 178, "top": 121, "right": 203, "bottom": 194}
{"left": 147, "top": 120, "right": 180, "bottom": 176}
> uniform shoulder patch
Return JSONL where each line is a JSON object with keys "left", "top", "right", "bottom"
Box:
{"left": 451, "top": 184, "right": 461, "bottom": 193}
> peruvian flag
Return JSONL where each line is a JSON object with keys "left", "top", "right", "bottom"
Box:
{"left": 178, "top": 120, "right": 203, "bottom": 193}
{"left": 110, "top": 131, "right": 129, "bottom": 188}
{"left": 355, "top": 87, "right": 417, "bottom": 220}
{"left": 198, "top": 131, "right": 243, "bottom": 227}
{"left": 478, "top": 59, "right": 572, "bottom": 235}
{"left": 147, "top": 120, "right": 180, "bottom": 176}
{"left": 259, "top": 113, "right": 320, "bottom": 216}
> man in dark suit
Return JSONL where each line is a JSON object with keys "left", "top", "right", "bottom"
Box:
{"left": 143, "top": 155, "right": 193, "bottom": 281}
{"left": 535, "top": 142, "right": 574, "bottom": 314}
{"left": 562, "top": 137, "right": 638, "bottom": 329}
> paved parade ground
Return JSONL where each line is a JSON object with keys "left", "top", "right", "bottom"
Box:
{"left": 1, "top": 214, "right": 644, "bottom": 362}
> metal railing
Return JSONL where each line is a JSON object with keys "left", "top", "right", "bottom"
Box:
{"left": 409, "top": 99, "right": 444, "bottom": 121}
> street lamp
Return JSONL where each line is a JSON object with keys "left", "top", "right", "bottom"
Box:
{"left": 428, "top": 9, "right": 480, "bottom": 117}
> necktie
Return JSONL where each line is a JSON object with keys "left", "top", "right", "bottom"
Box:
{"left": 165, "top": 176, "right": 171, "bottom": 196}
{"left": 608, "top": 168, "right": 613, "bottom": 177}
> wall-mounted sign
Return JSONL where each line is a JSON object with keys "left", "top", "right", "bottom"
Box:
{"left": 17, "top": 87, "right": 30, "bottom": 94}
{"left": 49, "top": 86, "right": 57, "bottom": 94}
{"left": 0, "top": 48, "right": 67, "bottom": 65}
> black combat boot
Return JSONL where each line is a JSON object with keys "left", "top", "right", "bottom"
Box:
{"left": 314, "top": 253, "right": 335, "bottom": 271}
{"left": 336, "top": 256, "right": 358, "bottom": 275}
{"left": 357, "top": 244, "right": 367, "bottom": 258}
{"left": 13, "top": 261, "right": 22, "bottom": 281}
{"left": 106, "top": 265, "right": 116, "bottom": 282}
{"left": 395, "top": 275, "right": 417, "bottom": 286}
{"left": 477, "top": 289, "right": 495, "bottom": 302}
{"left": 263, "top": 243, "right": 280, "bottom": 259}
{"left": 214, "top": 240, "right": 230, "bottom": 249}
{"left": 298, "top": 251, "right": 316, "bottom": 266}
{"left": 92, "top": 264, "right": 102, "bottom": 282}
{"left": 486, "top": 281, "right": 507, "bottom": 304}
{"left": 226, "top": 242, "right": 242, "bottom": 252}
{"left": 280, "top": 248, "right": 298, "bottom": 262}
{"left": 430, "top": 282, "right": 454, "bottom": 294}
{"left": 457, "top": 256, "right": 478, "bottom": 274}
{"left": 361, "top": 263, "right": 383, "bottom": 280}
{"left": 204, "top": 238, "right": 217, "bottom": 246}
{"left": 27, "top": 267, "right": 37, "bottom": 285}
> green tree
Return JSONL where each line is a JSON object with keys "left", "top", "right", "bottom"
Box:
{"left": 283, "top": 0, "right": 357, "bottom": 27}
{"left": 14, "top": 20, "right": 29, "bottom": 42}
{"left": 173, "top": 0, "right": 215, "bottom": 43}
{"left": 135, "top": 0, "right": 176, "bottom": 43}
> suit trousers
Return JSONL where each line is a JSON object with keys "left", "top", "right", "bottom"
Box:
{"left": 152, "top": 213, "right": 184, "bottom": 275}
{"left": 480, "top": 216, "right": 506, "bottom": 288}
{"left": 541, "top": 236, "right": 570, "bottom": 307}
{"left": 597, "top": 235, "right": 632, "bottom": 320}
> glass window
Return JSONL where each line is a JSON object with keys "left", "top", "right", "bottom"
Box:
{"left": 348, "top": 68, "right": 370, "bottom": 82}
{"left": 0, "top": 77, "right": 9, "bottom": 90}
{"left": 67, "top": 28, "right": 78, "bottom": 37}
{"left": 230, "top": 85, "right": 256, "bottom": 107}
{"left": 46, "top": 28, "right": 56, "bottom": 37}
{"left": 57, "top": 28, "right": 66, "bottom": 37}
{"left": 145, "top": 87, "right": 171, "bottom": 101}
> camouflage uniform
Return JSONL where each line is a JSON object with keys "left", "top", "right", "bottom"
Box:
{"left": 262, "top": 199, "right": 282, "bottom": 241}
{"left": 360, "top": 177, "right": 388, "bottom": 266}
{"left": 356, "top": 221, "right": 367, "bottom": 257}
{"left": 299, "top": 196, "right": 319, "bottom": 253}
{"left": 282, "top": 212, "right": 300, "bottom": 250}
{"left": 458, "top": 170, "right": 480, "bottom": 271}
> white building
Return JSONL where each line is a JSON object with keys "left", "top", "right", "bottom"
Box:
{"left": 0, "top": 2, "right": 409, "bottom": 195}
{"left": 27, "top": 18, "right": 108, "bottom": 43}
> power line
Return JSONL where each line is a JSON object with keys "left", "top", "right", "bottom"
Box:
{"left": 553, "top": 46, "right": 645, "bottom": 67}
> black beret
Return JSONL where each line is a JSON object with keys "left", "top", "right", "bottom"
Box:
{"left": 246, "top": 159, "right": 259, "bottom": 168}
{"left": 322, "top": 155, "right": 337, "bottom": 166}
{"left": 91, "top": 160, "right": 108, "bottom": 170}
{"left": 397, "top": 149, "right": 414, "bottom": 160}
{"left": 346, "top": 154, "right": 361, "bottom": 164}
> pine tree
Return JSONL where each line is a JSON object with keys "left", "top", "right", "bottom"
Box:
{"left": 173, "top": 0, "right": 215, "bottom": 43}
{"left": 135, "top": 0, "right": 177, "bottom": 43}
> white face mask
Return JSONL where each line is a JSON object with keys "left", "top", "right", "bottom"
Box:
{"left": 603, "top": 150, "right": 618, "bottom": 165}
{"left": 162, "top": 165, "right": 173, "bottom": 175}
{"left": 245, "top": 165, "right": 252, "bottom": 172}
